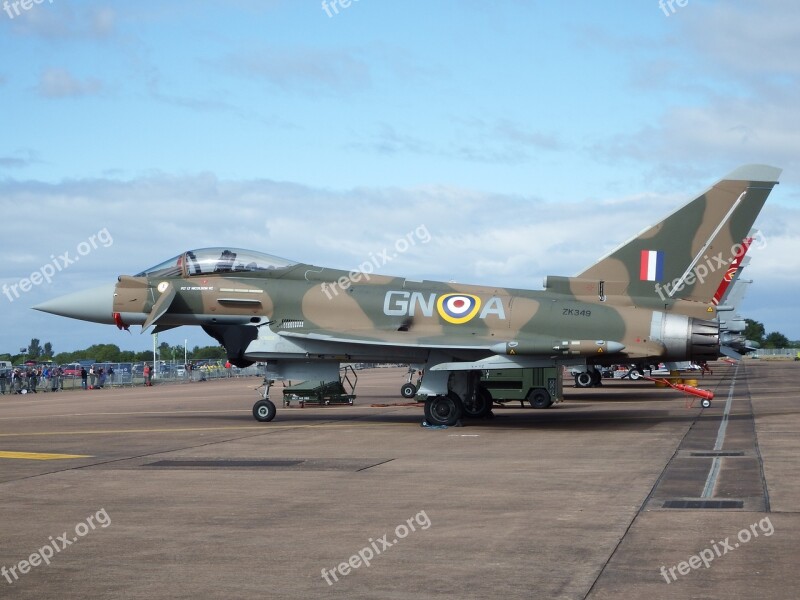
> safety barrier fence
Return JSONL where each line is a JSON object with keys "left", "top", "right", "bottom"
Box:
{"left": 0, "top": 362, "right": 266, "bottom": 393}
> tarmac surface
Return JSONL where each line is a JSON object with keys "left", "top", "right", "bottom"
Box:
{"left": 0, "top": 360, "right": 797, "bottom": 599}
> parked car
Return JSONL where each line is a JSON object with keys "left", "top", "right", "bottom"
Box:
{"left": 61, "top": 363, "right": 82, "bottom": 378}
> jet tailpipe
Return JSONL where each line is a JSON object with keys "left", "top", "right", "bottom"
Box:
{"left": 651, "top": 313, "right": 720, "bottom": 362}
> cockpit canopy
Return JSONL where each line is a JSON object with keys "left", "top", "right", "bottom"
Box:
{"left": 136, "top": 248, "right": 297, "bottom": 278}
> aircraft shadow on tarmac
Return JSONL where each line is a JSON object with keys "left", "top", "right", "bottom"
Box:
{"left": 137, "top": 404, "right": 707, "bottom": 432}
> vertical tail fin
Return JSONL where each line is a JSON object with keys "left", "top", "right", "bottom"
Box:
{"left": 578, "top": 165, "right": 781, "bottom": 311}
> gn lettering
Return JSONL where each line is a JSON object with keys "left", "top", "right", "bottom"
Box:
{"left": 383, "top": 291, "right": 506, "bottom": 321}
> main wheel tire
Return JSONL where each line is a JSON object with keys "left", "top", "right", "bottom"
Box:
{"left": 528, "top": 388, "right": 553, "bottom": 409}
{"left": 400, "top": 383, "right": 417, "bottom": 398}
{"left": 575, "top": 372, "right": 593, "bottom": 388}
{"left": 253, "top": 399, "right": 276, "bottom": 422}
{"left": 589, "top": 370, "right": 602, "bottom": 386}
{"left": 424, "top": 394, "right": 463, "bottom": 426}
{"left": 462, "top": 387, "right": 493, "bottom": 419}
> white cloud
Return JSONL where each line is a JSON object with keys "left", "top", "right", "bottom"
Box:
{"left": 350, "top": 118, "right": 563, "bottom": 165}
{"left": 0, "top": 149, "right": 40, "bottom": 169}
{"left": 2, "top": 4, "right": 116, "bottom": 40}
{"left": 36, "top": 67, "right": 104, "bottom": 98}
{"left": 592, "top": 0, "right": 800, "bottom": 189}
{"left": 596, "top": 93, "right": 800, "bottom": 188}
{"left": 221, "top": 46, "right": 371, "bottom": 94}
{"left": 681, "top": 0, "right": 800, "bottom": 78}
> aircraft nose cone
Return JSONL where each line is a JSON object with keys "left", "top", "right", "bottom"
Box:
{"left": 32, "top": 283, "right": 116, "bottom": 325}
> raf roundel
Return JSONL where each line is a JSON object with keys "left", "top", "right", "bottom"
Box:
{"left": 436, "top": 293, "right": 482, "bottom": 324}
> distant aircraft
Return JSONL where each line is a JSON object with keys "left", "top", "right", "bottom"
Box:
{"left": 714, "top": 233, "right": 761, "bottom": 357}
{"left": 718, "top": 279, "right": 761, "bottom": 357}
{"left": 34, "top": 165, "right": 781, "bottom": 424}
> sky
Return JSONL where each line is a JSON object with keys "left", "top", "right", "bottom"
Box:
{"left": 1, "top": 0, "right": 799, "bottom": 358}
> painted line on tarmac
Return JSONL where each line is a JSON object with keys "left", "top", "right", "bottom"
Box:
{"left": 0, "top": 409, "right": 713, "bottom": 438}
{"left": 0, "top": 426, "right": 278, "bottom": 437}
{"left": 0, "top": 422, "right": 421, "bottom": 438}
{"left": 0, "top": 406, "right": 414, "bottom": 421}
{"left": 0, "top": 410, "right": 251, "bottom": 421}
{"left": 702, "top": 362, "right": 739, "bottom": 498}
{"left": 0, "top": 451, "right": 93, "bottom": 460}
{"left": 0, "top": 404, "right": 699, "bottom": 440}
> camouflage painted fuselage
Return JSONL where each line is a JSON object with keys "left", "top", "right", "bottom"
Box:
{"left": 111, "top": 262, "right": 714, "bottom": 370}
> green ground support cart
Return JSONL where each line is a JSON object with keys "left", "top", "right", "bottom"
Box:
{"left": 403, "top": 366, "right": 563, "bottom": 409}
{"left": 282, "top": 366, "right": 357, "bottom": 407}
{"left": 479, "top": 367, "right": 563, "bottom": 409}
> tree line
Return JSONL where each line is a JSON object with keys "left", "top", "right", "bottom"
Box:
{"left": 742, "top": 319, "right": 797, "bottom": 349}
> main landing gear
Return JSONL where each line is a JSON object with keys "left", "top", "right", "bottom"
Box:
{"left": 574, "top": 369, "right": 603, "bottom": 388}
{"left": 423, "top": 370, "right": 494, "bottom": 426}
{"left": 461, "top": 386, "right": 493, "bottom": 419}
{"left": 424, "top": 393, "right": 463, "bottom": 427}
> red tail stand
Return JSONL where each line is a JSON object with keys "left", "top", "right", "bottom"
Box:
{"left": 671, "top": 383, "right": 714, "bottom": 400}
{"left": 644, "top": 376, "right": 715, "bottom": 407}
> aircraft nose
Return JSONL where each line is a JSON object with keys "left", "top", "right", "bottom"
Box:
{"left": 32, "top": 283, "right": 116, "bottom": 325}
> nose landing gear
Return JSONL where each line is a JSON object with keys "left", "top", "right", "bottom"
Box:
{"left": 253, "top": 377, "right": 277, "bottom": 422}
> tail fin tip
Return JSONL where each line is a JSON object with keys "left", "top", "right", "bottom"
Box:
{"left": 724, "top": 164, "right": 782, "bottom": 183}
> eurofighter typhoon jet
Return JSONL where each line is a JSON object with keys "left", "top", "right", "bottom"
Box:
{"left": 34, "top": 165, "right": 781, "bottom": 425}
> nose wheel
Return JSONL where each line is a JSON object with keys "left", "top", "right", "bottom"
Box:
{"left": 253, "top": 399, "right": 276, "bottom": 422}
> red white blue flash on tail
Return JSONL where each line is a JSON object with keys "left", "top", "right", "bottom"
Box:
{"left": 639, "top": 250, "right": 665, "bottom": 282}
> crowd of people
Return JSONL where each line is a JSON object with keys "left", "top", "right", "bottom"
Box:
{"left": 0, "top": 365, "right": 115, "bottom": 394}
{"left": 0, "top": 360, "right": 243, "bottom": 394}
